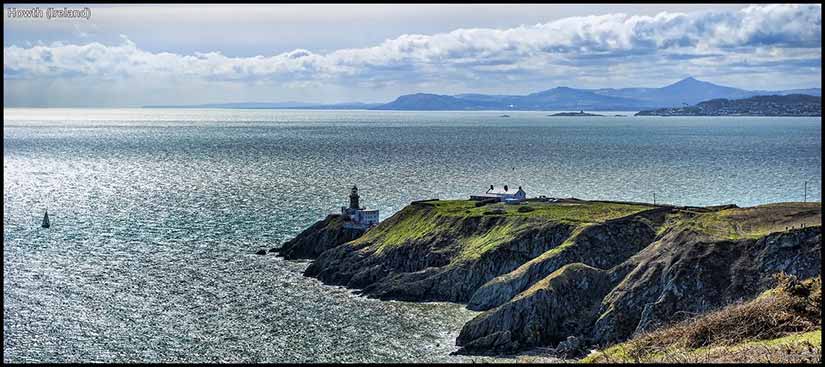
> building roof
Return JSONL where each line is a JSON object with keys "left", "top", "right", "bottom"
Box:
{"left": 486, "top": 186, "right": 525, "bottom": 195}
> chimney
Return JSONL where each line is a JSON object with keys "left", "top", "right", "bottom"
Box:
{"left": 504, "top": 185, "right": 509, "bottom": 191}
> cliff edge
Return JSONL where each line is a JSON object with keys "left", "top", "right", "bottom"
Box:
{"left": 276, "top": 199, "right": 821, "bottom": 358}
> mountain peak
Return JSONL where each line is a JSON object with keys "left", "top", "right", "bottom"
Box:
{"left": 671, "top": 76, "right": 705, "bottom": 86}
{"left": 663, "top": 76, "right": 733, "bottom": 91}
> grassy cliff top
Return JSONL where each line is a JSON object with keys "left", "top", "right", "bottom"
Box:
{"left": 421, "top": 199, "right": 654, "bottom": 223}
{"left": 349, "top": 199, "right": 820, "bottom": 263}
{"left": 676, "top": 202, "right": 821, "bottom": 240}
{"left": 351, "top": 199, "right": 655, "bottom": 260}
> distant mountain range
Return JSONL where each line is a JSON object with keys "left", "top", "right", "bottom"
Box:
{"left": 144, "top": 77, "right": 820, "bottom": 111}
{"left": 635, "top": 94, "right": 821, "bottom": 116}
{"left": 145, "top": 101, "right": 383, "bottom": 109}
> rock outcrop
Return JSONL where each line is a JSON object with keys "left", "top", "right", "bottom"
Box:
{"left": 274, "top": 214, "right": 366, "bottom": 260}
{"left": 456, "top": 263, "right": 614, "bottom": 355}
{"left": 467, "top": 207, "right": 672, "bottom": 311}
{"left": 455, "top": 221, "right": 821, "bottom": 354}
{"left": 593, "top": 225, "right": 821, "bottom": 345}
{"left": 304, "top": 203, "right": 577, "bottom": 302}
{"left": 278, "top": 199, "right": 821, "bottom": 357}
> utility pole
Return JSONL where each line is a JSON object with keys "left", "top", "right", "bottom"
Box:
{"left": 653, "top": 192, "right": 656, "bottom": 206}
{"left": 803, "top": 181, "right": 807, "bottom": 203}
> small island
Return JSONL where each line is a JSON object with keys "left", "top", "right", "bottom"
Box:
{"left": 548, "top": 110, "right": 603, "bottom": 117}
{"left": 636, "top": 94, "right": 821, "bottom": 116}
{"left": 271, "top": 185, "right": 822, "bottom": 362}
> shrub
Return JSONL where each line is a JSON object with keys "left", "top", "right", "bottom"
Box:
{"left": 475, "top": 198, "right": 499, "bottom": 207}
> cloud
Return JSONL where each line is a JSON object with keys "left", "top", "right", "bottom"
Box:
{"left": 2, "top": 4, "right": 821, "bottom": 104}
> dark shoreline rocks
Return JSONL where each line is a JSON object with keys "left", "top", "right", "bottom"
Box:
{"left": 274, "top": 214, "right": 366, "bottom": 260}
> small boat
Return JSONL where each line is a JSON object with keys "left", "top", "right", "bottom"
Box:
{"left": 42, "top": 210, "right": 50, "bottom": 228}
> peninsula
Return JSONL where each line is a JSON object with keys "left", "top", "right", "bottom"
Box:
{"left": 635, "top": 94, "right": 821, "bottom": 116}
{"left": 272, "top": 189, "right": 821, "bottom": 362}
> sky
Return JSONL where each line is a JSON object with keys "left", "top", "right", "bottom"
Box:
{"left": 3, "top": 4, "right": 822, "bottom": 107}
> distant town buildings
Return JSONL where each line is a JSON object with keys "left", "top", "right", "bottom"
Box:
{"left": 341, "top": 185, "right": 380, "bottom": 229}
{"left": 470, "top": 185, "right": 527, "bottom": 204}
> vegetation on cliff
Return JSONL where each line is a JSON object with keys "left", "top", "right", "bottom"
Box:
{"left": 277, "top": 198, "right": 821, "bottom": 361}
{"left": 582, "top": 274, "right": 821, "bottom": 363}
{"left": 352, "top": 199, "right": 653, "bottom": 259}
{"left": 456, "top": 203, "right": 820, "bottom": 355}
{"left": 303, "top": 199, "right": 655, "bottom": 303}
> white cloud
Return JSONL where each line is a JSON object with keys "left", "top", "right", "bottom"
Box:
{"left": 2, "top": 4, "right": 821, "bottom": 105}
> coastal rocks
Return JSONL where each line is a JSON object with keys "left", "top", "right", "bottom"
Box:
{"left": 456, "top": 263, "right": 613, "bottom": 354}
{"left": 466, "top": 208, "right": 671, "bottom": 311}
{"left": 275, "top": 214, "right": 366, "bottom": 260}
{"left": 255, "top": 249, "right": 267, "bottom": 255}
{"left": 455, "top": 225, "right": 821, "bottom": 354}
{"left": 593, "top": 226, "right": 822, "bottom": 344}
{"left": 306, "top": 205, "right": 576, "bottom": 302}
{"left": 554, "top": 336, "right": 584, "bottom": 358}
{"left": 279, "top": 199, "right": 821, "bottom": 358}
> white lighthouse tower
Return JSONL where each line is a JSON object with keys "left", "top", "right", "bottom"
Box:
{"left": 341, "top": 185, "right": 379, "bottom": 229}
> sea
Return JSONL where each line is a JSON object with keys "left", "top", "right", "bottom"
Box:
{"left": 3, "top": 108, "right": 821, "bottom": 362}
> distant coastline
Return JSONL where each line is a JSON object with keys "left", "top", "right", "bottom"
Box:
{"left": 548, "top": 111, "right": 603, "bottom": 117}
{"left": 635, "top": 94, "right": 821, "bottom": 117}
{"left": 143, "top": 77, "right": 821, "bottom": 112}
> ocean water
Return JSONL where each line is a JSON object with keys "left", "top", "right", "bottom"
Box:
{"left": 3, "top": 108, "right": 821, "bottom": 362}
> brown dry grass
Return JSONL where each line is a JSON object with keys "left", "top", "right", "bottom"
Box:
{"left": 584, "top": 273, "right": 822, "bottom": 363}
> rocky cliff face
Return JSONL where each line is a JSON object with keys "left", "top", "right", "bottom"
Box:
{"left": 467, "top": 207, "right": 672, "bottom": 311}
{"left": 274, "top": 214, "right": 366, "bottom": 260}
{"left": 593, "top": 225, "right": 822, "bottom": 345}
{"left": 304, "top": 203, "right": 577, "bottom": 302}
{"left": 455, "top": 219, "right": 821, "bottom": 354}
{"left": 456, "top": 263, "right": 614, "bottom": 354}
{"left": 277, "top": 199, "right": 821, "bottom": 357}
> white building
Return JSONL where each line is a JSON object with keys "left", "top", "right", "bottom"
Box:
{"left": 470, "top": 185, "right": 527, "bottom": 203}
{"left": 349, "top": 209, "right": 379, "bottom": 227}
{"left": 341, "top": 185, "right": 380, "bottom": 229}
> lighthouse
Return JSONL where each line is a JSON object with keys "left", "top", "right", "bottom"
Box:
{"left": 349, "top": 185, "right": 360, "bottom": 210}
{"left": 341, "top": 185, "right": 379, "bottom": 229}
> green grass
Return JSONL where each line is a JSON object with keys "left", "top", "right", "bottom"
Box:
{"left": 457, "top": 222, "right": 526, "bottom": 261}
{"left": 426, "top": 200, "right": 652, "bottom": 223}
{"left": 350, "top": 205, "right": 443, "bottom": 250}
{"left": 677, "top": 211, "right": 752, "bottom": 239}
{"left": 676, "top": 203, "right": 821, "bottom": 240}
{"left": 582, "top": 330, "right": 822, "bottom": 363}
{"left": 581, "top": 274, "right": 822, "bottom": 363}
{"left": 350, "top": 200, "right": 651, "bottom": 260}
{"left": 701, "top": 329, "right": 820, "bottom": 352}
